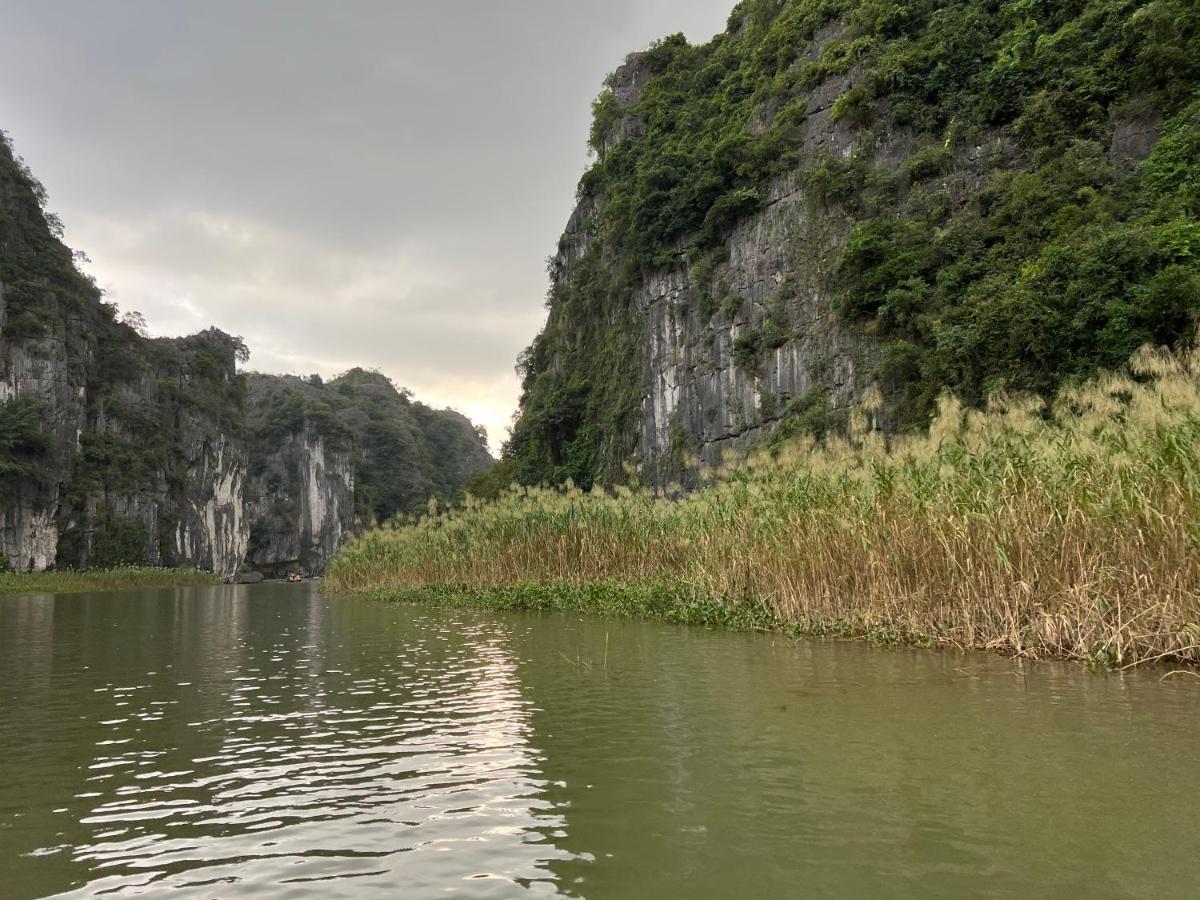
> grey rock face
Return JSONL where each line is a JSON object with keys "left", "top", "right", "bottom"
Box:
{"left": 3, "top": 135, "right": 493, "bottom": 577}
{"left": 246, "top": 429, "right": 355, "bottom": 576}
{"left": 635, "top": 171, "right": 875, "bottom": 484}
{"left": 44, "top": 330, "right": 252, "bottom": 581}
{"left": 0, "top": 484, "right": 60, "bottom": 572}
{"left": 0, "top": 331, "right": 252, "bottom": 579}
{"left": 545, "top": 41, "right": 1168, "bottom": 490}
{"left": 0, "top": 283, "right": 88, "bottom": 570}
{"left": 1110, "top": 112, "right": 1164, "bottom": 168}
{"left": 553, "top": 54, "right": 876, "bottom": 487}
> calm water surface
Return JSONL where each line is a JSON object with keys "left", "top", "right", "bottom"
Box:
{"left": 1, "top": 583, "right": 1198, "bottom": 898}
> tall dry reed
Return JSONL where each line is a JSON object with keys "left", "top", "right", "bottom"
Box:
{"left": 326, "top": 346, "right": 1200, "bottom": 667}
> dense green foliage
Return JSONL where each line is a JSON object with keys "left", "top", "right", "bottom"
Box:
{"left": 461, "top": 458, "right": 522, "bottom": 501}
{"left": 72, "top": 513, "right": 151, "bottom": 570}
{"left": 508, "top": 0, "right": 1200, "bottom": 485}
{"left": 71, "top": 330, "right": 248, "bottom": 496}
{"left": 0, "top": 398, "right": 48, "bottom": 481}
{"left": 0, "top": 131, "right": 102, "bottom": 351}
{"left": 507, "top": 254, "right": 644, "bottom": 488}
{"left": 350, "top": 580, "right": 783, "bottom": 633}
{"left": 4, "top": 128, "right": 490, "bottom": 572}
{"left": 52, "top": 328, "right": 249, "bottom": 569}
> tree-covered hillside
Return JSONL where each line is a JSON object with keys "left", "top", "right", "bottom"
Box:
{"left": 507, "top": 0, "right": 1199, "bottom": 489}
{"left": 247, "top": 370, "right": 493, "bottom": 527}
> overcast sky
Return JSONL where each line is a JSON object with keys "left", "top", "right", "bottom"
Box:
{"left": 0, "top": 1, "right": 732, "bottom": 451}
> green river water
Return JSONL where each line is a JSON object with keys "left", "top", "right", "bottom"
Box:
{"left": 0, "top": 582, "right": 1197, "bottom": 898}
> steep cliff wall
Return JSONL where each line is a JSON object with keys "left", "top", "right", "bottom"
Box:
{"left": 2, "top": 130, "right": 496, "bottom": 576}
{"left": 0, "top": 136, "right": 97, "bottom": 570}
{"left": 54, "top": 330, "right": 250, "bottom": 579}
{"left": 245, "top": 371, "right": 492, "bottom": 574}
{"left": 245, "top": 428, "right": 354, "bottom": 576}
{"left": 0, "top": 133, "right": 249, "bottom": 577}
{"left": 509, "top": 0, "right": 1200, "bottom": 489}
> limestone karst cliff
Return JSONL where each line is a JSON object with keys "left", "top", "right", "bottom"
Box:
{"left": 245, "top": 371, "right": 492, "bottom": 576}
{"left": 0, "top": 134, "right": 249, "bottom": 577}
{"left": 0, "top": 130, "right": 493, "bottom": 575}
{"left": 54, "top": 330, "right": 250, "bottom": 579}
{"left": 507, "top": 0, "right": 1200, "bottom": 489}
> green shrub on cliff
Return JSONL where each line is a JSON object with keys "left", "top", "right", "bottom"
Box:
{"left": 0, "top": 399, "right": 48, "bottom": 483}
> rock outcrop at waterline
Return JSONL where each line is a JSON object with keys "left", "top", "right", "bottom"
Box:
{"left": 53, "top": 332, "right": 251, "bottom": 580}
{"left": 246, "top": 424, "right": 355, "bottom": 578}
{"left": 0, "top": 131, "right": 492, "bottom": 576}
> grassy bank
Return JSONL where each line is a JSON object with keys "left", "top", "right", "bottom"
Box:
{"left": 327, "top": 346, "right": 1200, "bottom": 669}
{"left": 351, "top": 580, "right": 782, "bottom": 630}
{"left": 0, "top": 566, "right": 221, "bottom": 597}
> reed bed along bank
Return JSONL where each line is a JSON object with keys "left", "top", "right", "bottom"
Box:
{"left": 0, "top": 566, "right": 221, "bottom": 597}
{"left": 326, "top": 346, "right": 1200, "bottom": 668}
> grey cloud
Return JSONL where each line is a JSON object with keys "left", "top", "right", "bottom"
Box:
{"left": 0, "top": 0, "right": 733, "bottom": 448}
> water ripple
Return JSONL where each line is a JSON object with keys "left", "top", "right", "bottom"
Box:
{"left": 4, "top": 583, "right": 1200, "bottom": 898}
{"left": 0, "top": 585, "right": 572, "bottom": 897}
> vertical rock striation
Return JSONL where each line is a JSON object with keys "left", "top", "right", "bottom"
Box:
{"left": 245, "top": 372, "right": 492, "bottom": 575}
{"left": 511, "top": 1, "right": 1195, "bottom": 490}
{"left": 245, "top": 428, "right": 355, "bottom": 576}
{"left": 530, "top": 49, "right": 878, "bottom": 488}
{"left": 631, "top": 167, "right": 874, "bottom": 483}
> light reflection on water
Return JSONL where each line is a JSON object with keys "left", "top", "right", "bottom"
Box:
{"left": 1, "top": 582, "right": 1199, "bottom": 899}
{"left": 1, "top": 584, "right": 572, "bottom": 897}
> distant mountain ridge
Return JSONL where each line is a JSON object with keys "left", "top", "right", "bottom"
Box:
{"left": 245, "top": 370, "right": 491, "bottom": 576}
{"left": 0, "top": 130, "right": 492, "bottom": 576}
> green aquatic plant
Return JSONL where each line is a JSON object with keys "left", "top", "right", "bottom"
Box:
{"left": 0, "top": 566, "right": 221, "bottom": 597}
